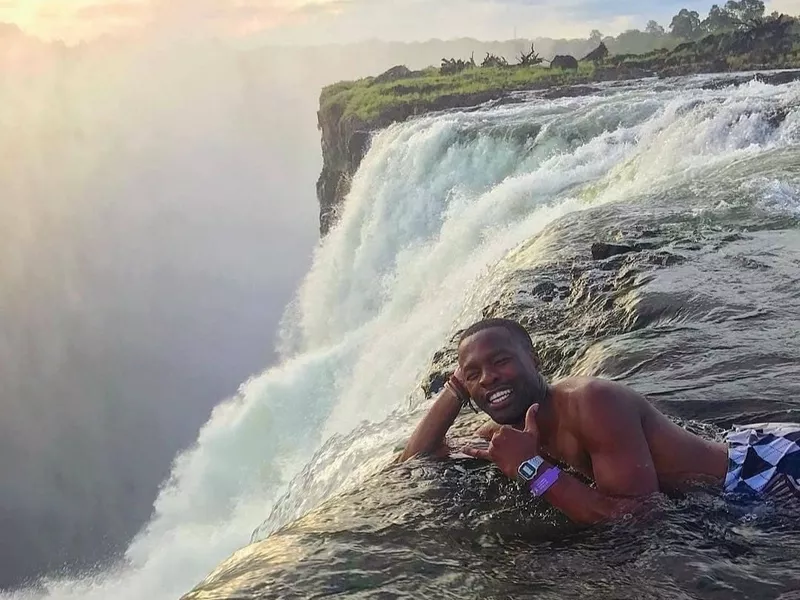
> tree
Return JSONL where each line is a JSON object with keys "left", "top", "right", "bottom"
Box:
{"left": 589, "top": 29, "right": 604, "bottom": 44}
{"left": 440, "top": 57, "right": 473, "bottom": 75}
{"left": 481, "top": 52, "right": 508, "bottom": 68}
{"left": 702, "top": 4, "right": 737, "bottom": 33}
{"left": 615, "top": 29, "right": 666, "bottom": 54}
{"left": 724, "top": 0, "right": 766, "bottom": 24}
{"left": 517, "top": 43, "right": 543, "bottom": 66}
{"left": 670, "top": 8, "right": 702, "bottom": 39}
{"left": 645, "top": 20, "right": 665, "bottom": 35}
{"left": 701, "top": 0, "right": 766, "bottom": 33}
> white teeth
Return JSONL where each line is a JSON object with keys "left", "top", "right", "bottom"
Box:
{"left": 488, "top": 390, "right": 511, "bottom": 404}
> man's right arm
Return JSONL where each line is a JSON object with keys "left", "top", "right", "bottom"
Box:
{"left": 398, "top": 384, "right": 463, "bottom": 462}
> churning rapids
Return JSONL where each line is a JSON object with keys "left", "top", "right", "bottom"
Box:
{"left": 11, "top": 73, "right": 800, "bottom": 600}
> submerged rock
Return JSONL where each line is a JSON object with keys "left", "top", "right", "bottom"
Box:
{"left": 591, "top": 242, "right": 642, "bottom": 260}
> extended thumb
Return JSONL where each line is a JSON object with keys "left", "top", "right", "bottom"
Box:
{"left": 524, "top": 404, "right": 539, "bottom": 432}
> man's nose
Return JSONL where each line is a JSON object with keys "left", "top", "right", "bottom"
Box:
{"left": 479, "top": 366, "right": 499, "bottom": 388}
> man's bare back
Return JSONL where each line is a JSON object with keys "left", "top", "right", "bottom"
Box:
{"left": 401, "top": 318, "right": 800, "bottom": 524}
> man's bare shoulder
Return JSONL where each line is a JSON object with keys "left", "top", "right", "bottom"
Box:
{"left": 551, "top": 377, "right": 646, "bottom": 418}
{"left": 553, "top": 376, "right": 641, "bottom": 399}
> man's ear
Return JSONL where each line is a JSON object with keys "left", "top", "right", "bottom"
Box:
{"left": 529, "top": 348, "right": 542, "bottom": 369}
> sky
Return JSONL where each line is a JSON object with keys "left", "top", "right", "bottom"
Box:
{"left": 2, "top": 0, "right": 799, "bottom": 46}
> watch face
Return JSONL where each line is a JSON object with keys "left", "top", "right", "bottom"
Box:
{"left": 519, "top": 462, "right": 537, "bottom": 480}
{"left": 517, "top": 456, "right": 543, "bottom": 481}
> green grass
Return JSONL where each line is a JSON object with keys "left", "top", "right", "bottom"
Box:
{"left": 321, "top": 17, "right": 800, "bottom": 126}
{"left": 321, "top": 63, "right": 596, "bottom": 123}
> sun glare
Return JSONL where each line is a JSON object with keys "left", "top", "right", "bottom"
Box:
{"left": 0, "top": 0, "right": 797, "bottom": 45}
{"left": 0, "top": 0, "right": 38, "bottom": 30}
{"left": 0, "top": 0, "right": 143, "bottom": 43}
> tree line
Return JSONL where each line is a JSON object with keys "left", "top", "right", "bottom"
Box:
{"left": 595, "top": 0, "right": 773, "bottom": 44}
{"left": 436, "top": 0, "right": 791, "bottom": 75}
{"left": 585, "top": 1, "right": 779, "bottom": 56}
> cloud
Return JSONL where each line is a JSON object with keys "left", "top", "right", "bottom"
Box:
{"left": 121, "top": 0, "right": 361, "bottom": 38}
{"left": 138, "top": 0, "right": 318, "bottom": 36}
{"left": 17, "top": 0, "right": 800, "bottom": 44}
{"left": 76, "top": 2, "right": 148, "bottom": 21}
{"left": 58, "top": 0, "right": 653, "bottom": 42}
{"left": 266, "top": 0, "right": 800, "bottom": 43}
{"left": 250, "top": 0, "right": 648, "bottom": 44}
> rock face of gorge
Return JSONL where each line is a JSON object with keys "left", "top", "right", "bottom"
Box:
{"left": 316, "top": 109, "right": 371, "bottom": 237}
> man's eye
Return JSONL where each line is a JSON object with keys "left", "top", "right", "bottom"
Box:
{"left": 495, "top": 357, "right": 510, "bottom": 365}
{"left": 465, "top": 371, "right": 479, "bottom": 381}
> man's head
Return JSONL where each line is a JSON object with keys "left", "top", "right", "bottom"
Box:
{"left": 457, "top": 318, "right": 548, "bottom": 425}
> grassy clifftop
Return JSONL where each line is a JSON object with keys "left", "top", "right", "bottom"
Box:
{"left": 320, "top": 16, "right": 800, "bottom": 128}
{"left": 320, "top": 63, "right": 597, "bottom": 124}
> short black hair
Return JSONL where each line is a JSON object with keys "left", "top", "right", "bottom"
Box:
{"left": 458, "top": 318, "right": 534, "bottom": 352}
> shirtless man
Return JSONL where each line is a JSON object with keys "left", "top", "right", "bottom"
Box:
{"left": 400, "top": 318, "right": 800, "bottom": 524}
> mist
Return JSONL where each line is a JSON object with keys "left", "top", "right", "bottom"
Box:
{"left": 0, "top": 34, "right": 328, "bottom": 587}
{"left": 0, "top": 25, "right": 550, "bottom": 589}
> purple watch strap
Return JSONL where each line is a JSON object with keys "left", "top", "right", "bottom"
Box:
{"left": 530, "top": 467, "right": 560, "bottom": 497}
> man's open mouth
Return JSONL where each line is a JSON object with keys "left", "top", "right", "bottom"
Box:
{"left": 487, "top": 388, "right": 513, "bottom": 407}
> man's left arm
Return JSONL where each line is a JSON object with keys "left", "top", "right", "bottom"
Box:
{"left": 535, "top": 397, "right": 660, "bottom": 524}
{"left": 464, "top": 389, "right": 660, "bottom": 525}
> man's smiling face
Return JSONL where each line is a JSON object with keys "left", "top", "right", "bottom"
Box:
{"left": 457, "top": 326, "right": 547, "bottom": 425}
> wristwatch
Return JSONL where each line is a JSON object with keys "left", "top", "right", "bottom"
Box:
{"left": 517, "top": 456, "right": 561, "bottom": 498}
{"left": 517, "top": 456, "right": 546, "bottom": 484}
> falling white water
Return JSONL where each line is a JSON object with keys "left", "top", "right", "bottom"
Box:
{"left": 9, "top": 76, "right": 800, "bottom": 600}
